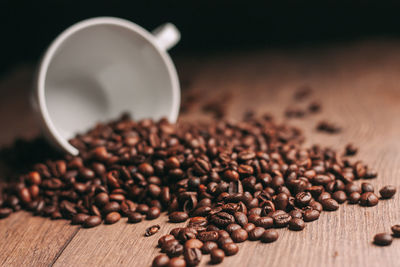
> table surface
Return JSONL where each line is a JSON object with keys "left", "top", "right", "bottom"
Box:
{"left": 1, "top": 40, "right": 400, "bottom": 267}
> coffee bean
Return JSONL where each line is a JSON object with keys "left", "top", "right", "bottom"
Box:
{"left": 71, "top": 213, "right": 90, "bottom": 225}
{"left": 178, "top": 228, "right": 198, "bottom": 242}
{"left": 303, "top": 209, "right": 320, "bottom": 222}
{"left": 105, "top": 211, "right": 121, "bottom": 224}
{"left": 145, "top": 224, "right": 161, "bottom": 237}
{"left": 169, "top": 211, "right": 189, "bottom": 223}
{"left": 102, "top": 202, "right": 120, "bottom": 214}
{"left": 209, "top": 212, "right": 235, "bottom": 227}
{"left": 289, "top": 218, "right": 305, "bottom": 231}
{"left": 231, "top": 228, "right": 248, "bottom": 243}
{"left": 184, "top": 247, "right": 202, "bottom": 266}
{"left": 202, "top": 241, "right": 218, "bottom": 254}
{"left": 185, "top": 239, "right": 203, "bottom": 249}
{"left": 320, "top": 198, "right": 339, "bottom": 211}
{"left": 243, "top": 223, "right": 256, "bottom": 233}
{"left": 348, "top": 192, "right": 361, "bottom": 204}
{"left": 18, "top": 187, "right": 31, "bottom": 204}
{"left": 218, "top": 237, "right": 233, "bottom": 247}
{"left": 217, "top": 230, "right": 230, "bottom": 239}
{"left": 261, "top": 229, "right": 279, "bottom": 243}
{"left": 136, "top": 204, "right": 150, "bottom": 214}
{"left": 345, "top": 143, "right": 358, "bottom": 156}
{"left": 83, "top": 215, "right": 102, "bottom": 228}
{"left": 391, "top": 225, "right": 400, "bottom": 237}
{"left": 234, "top": 211, "right": 248, "bottom": 226}
{"left": 361, "top": 183, "right": 374, "bottom": 193}
{"left": 345, "top": 183, "right": 362, "bottom": 195}
{"left": 295, "top": 192, "right": 312, "bottom": 207}
{"left": 273, "top": 213, "right": 292, "bottom": 228}
{"left": 248, "top": 227, "right": 265, "bottom": 241}
{"left": 379, "top": 185, "right": 396, "bottom": 199}
{"left": 167, "top": 257, "right": 186, "bottom": 267}
{"left": 210, "top": 248, "right": 225, "bottom": 264}
{"left": 147, "top": 207, "right": 161, "bottom": 220}
{"left": 127, "top": 212, "right": 143, "bottom": 223}
{"left": 198, "top": 231, "right": 219, "bottom": 242}
{"left": 221, "top": 243, "right": 239, "bottom": 256}
{"left": 158, "top": 234, "right": 176, "bottom": 247}
{"left": 226, "top": 223, "right": 242, "bottom": 234}
{"left": 224, "top": 170, "right": 239, "bottom": 182}
{"left": 332, "top": 191, "right": 347, "bottom": 204}
{"left": 255, "top": 216, "right": 274, "bottom": 229}
{"left": 289, "top": 209, "right": 303, "bottom": 219}
{"left": 359, "top": 192, "right": 379, "bottom": 206}
{"left": 373, "top": 233, "right": 392, "bottom": 246}
{"left": 152, "top": 254, "right": 170, "bottom": 267}
{"left": 0, "top": 208, "right": 13, "bottom": 218}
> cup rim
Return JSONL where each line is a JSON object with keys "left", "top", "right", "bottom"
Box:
{"left": 36, "top": 17, "right": 180, "bottom": 156}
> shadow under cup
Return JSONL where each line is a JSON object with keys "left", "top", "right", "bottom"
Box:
{"left": 42, "top": 22, "right": 179, "bottom": 150}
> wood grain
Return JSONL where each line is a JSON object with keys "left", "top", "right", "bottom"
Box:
{"left": 1, "top": 40, "right": 400, "bottom": 267}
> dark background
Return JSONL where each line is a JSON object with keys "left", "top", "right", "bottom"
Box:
{"left": 2, "top": 1, "right": 400, "bottom": 76}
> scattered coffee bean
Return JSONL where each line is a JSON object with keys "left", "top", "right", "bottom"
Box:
{"left": 321, "top": 198, "right": 339, "bottom": 211}
{"left": 391, "top": 225, "right": 400, "bottom": 237}
{"left": 145, "top": 225, "right": 160, "bottom": 237}
{"left": 185, "top": 239, "right": 203, "bottom": 249}
{"left": 167, "top": 257, "right": 186, "bottom": 267}
{"left": 289, "top": 218, "right": 305, "bottom": 231}
{"left": 373, "top": 233, "right": 392, "bottom": 246}
{"left": 359, "top": 192, "right": 379, "bottom": 207}
{"left": 105, "top": 211, "right": 121, "bottom": 224}
{"left": 248, "top": 227, "right": 265, "bottom": 241}
{"left": 231, "top": 228, "right": 248, "bottom": 243}
{"left": 83, "top": 215, "right": 102, "bottom": 228}
{"left": 71, "top": 213, "right": 90, "bottom": 225}
{"left": 379, "top": 185, "right": 396, "bottom": 199}
{"left": 361, "top": 183, "right": 374, "bottom": 193}
{"left": 158, "top": 234, "right": 176, "bottom": 247}
{"left": 348, "top": 192, "right": 361, "bottom": 204}
{"left": 332, "top": 191, "right": 347, "bottom": 204}
{"left": 184, "top": 247, "right": 202, "bottom": 266}
{"left": 0, "top": 208, "right": 13, "bottom": 218}
{"left": 303, "top": 209, "right": 320, "bottom": 222}
{"left": 169, "top": 211, "right": 189, "bottom": 223}
{"left": 221, "top": 243, "right": 239, "bottom": 256}
{"left": 261, "top": 229, "right": 279, "bottom": 243}
{"left": 202, "top": 241, "right": 218, "bottom": 254}
{"left": 316, "top": 121, "right": 341, "bottom": 134}
{"left": 345, "top": 143, "right": 358, "bottom": 156}
{"left": 210, "top": 248, "right": 225, "bottom": 264}
{"left": 152, "top": 254, "right": 170, "bottom": 267}
{"left": 147, "top": 207, "right": 161, "bottom": 220}
{"left": 127, "top": 212, "right": 143, "bottom": 223}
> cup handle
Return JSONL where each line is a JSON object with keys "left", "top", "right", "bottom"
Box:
{"left": 152, "top": 23, "right": 181, "bottom": 51}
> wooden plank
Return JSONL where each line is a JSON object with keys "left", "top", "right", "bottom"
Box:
{"left": 1, "top": 40, "right": 400, "bottom": 266}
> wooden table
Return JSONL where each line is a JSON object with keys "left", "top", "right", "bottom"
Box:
{"left": 1, "top": 40, "right": 400, "bottom": 267}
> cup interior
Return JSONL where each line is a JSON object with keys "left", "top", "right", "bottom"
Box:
{"left": 41, "top": 19, "right": 179, "bottom": 146}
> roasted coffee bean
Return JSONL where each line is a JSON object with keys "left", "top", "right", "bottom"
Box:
{"left": 274, "top": 193, "right": 288, "bottom": 210}
{"left": 184, "top": 247, "right": 202, "bottom": 266}
{"left": 226, "top": 223, "right": 241, "bottom": 234}
{"left": 303, "top": 209, "right": 320, "bottom": 222}
{"left": 231, "top": 228, "right": 248, "bottom": 243}
{"left": 158, "top": 234, "right": 176, "bottom": 247}
{"left": 391, "top": 225, "right": 400, "bottom": 237}
{"left": 202, "top": 241, "right": 218, "bottom": 254}
{"left": 152, "top": 254, "right": 170, "bottom": 267}
{"left": 261, "top": 229, "right": 279, "bottom": 243}
{"left": 373, "top": 233, "right": 392, "bottom": 246}
{"left": 221, "top": 243, "right": 239, "bottom": 256}
{"left": 145, "top": 224, "right": 161, "bottom": 237}
{"left": 345, "top": 143, "right": 358, "bottom": 156}
{"left": 248, "top": 227, "right": 265, "bottom": 241}
{"left": 198, "top": 231, "right": 219, "bottom": 242}
{"left": 217, "top": 230, "right": 230, "bottom": 239}
{"left": 83, "top": 215, "right": 102, "bottom": 228}
{"left": 178, "top": 228, "right": 197, "bottom": 242}
{"left": 348, "top": 192, "right": 361, "bottom": 204}
{"left": 289, "top": 209, "right": 303, "bottom": 219}
{"left": 210, "top": 248, "right": 225, "bottom": 264}
{"left": 255, "top": 216, "right": 274, "bottom": 229}
{"left": 209, "top": 212, "right": 234, "bottom": 227}
{"left": 105, "top": 211, "right": 121, "bottom": 224}
{"left": 234, "top": 211, "right": 248, "bottom": 226}
{"left": 136, "top": 204, "right": 150, "bottom": 214}
{"left": 361, "top": 183, "right": 374, "bottom": 193}
{"left": 345, "top": 183, "right": 362, "bottom": 195}
{"left": 147, "top": 207, "right": 161, "bottom": 220}
{"left": 162, "top": 239, "right": 180, "bottom": 253}
{"left": 309, "top": 200, "right": 323, "bottom": 212}
{"left": 317, "top": 192, "right": 331, "bottom": 202}
{"left": 0, "top": 208, "right": 13, "bottom": 218}
{"left": 169, "top": 211, "right": 189, "bottom": 223}
{"left": 321, "top": 198, "right": 339, "bottom": 211}
{"left": 379, "top": 185, "right": 396, "bottom": 199}
{"left": 247, "top": 214, "right": 260, "bottom": 224}
{"left": 71, "top": 213, "right": 90, "bottom": 225}
{"left": 218, "top": 237, "right": 233, "bottom": 247}
{"left": 273, "top": 213, "right": 292, "bottom": 228}
{"left": 289, "top": 218, "right": 305, "bottom": 231}
{"left": 168, "top": 257, "right": 186, "bottom": 267}
{"left": 359, "top": 192, "right": 379, "bottom": 206}
{"left": 127, "top": 212, "right": 143, "bottom": 223}
{"left": 102, "top": 202, "right": 120, "bottom": 214}
{"left": 295, "top": 192, "right": 312, "bottom": 207}
{"left": 332, "top": 190, "right": 347, "bottom": 204}
{"left": 243, "top": 223, "right": 256, "bottom": 233}
{"left": 185, "top": 239, "right": 203, "bottom": 249}
{"left": 170, "top": 228, "right": 184, "bottom": 239}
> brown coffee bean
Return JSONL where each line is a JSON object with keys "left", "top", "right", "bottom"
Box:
{"left": 209, "top": 212, "right": 235, "bottom": 227}
{"left": 261, "top": 229, "right": 279, "bottom": 243}
{"left": 359, "top": 192, "right": 379, "bottom": 206}
{"left": 202, "top": 241, "right": 218, "bottom": 254}
{"left": 221, "top": 242, "right": 239, "bottom": 256}
{"left": 137, "top": 204, "right": 150, "bottom": 214}
{"left": 361, "top": 182, "right": 374, "bottom": 193}
{"left": 234, "top": 211, "right": 248, "bottom": 226}
{"left": 348, "top": 192, "right": 361, "bottom": 204}
{"left": 289, "top": 209, "right": 303, "bottom": 219}
{"left": 197, "top": 231, "right": 219, "bottom": 242}
{"left": 18, "top": 188, "right": 31, "bottom": 204}
{"left": 226, "top": 223, "right": 241, "bottom": 234}
{"left": 243, "top": 223, "right": 256, "bottom": 233}
{"left": 255, "top": 216, "right": 274, "bottom": 229}
{"left": 145, "top": 224, "right": 161, "bottom": 237}
{"left": 169, "top": 211, "right": 189, "bottom": 223}
{"left": 274, "top": 193, "right": 289, "bottom": 210}
{"left": 231, "top": 228, "right": 248, "bottom": 243}
{"left": 138, "top": 163, "right": 154, "bottom": 176}
{"left": 391, "top": 225, "right": 400, "bottom": 237}
{"left": 210, "top": 248, "right": 225, "bottom": 264}
{"left": 373, "top": 233, "right": 392, "bottom": 246}
{"left": 178, "top": 228, "right": 198, "bottom": 242}
{"left": 248, "top": 227, "right": 265, "bottom": 241}
{"left": 273, "top": 213, "right": 292, "bottom": 228}
{"left": 0, "top": 208, "right": 13, "bottom": 218}
{"left": 345, "top": 183, "right": 362, "bottom": 195}
{"left": 184, "top": 247, "right": 202, "bottom": 266}
{"left": 185, "top": 239, "right": 203, "bottom": 249}
{"left": 170, "top": 228, "right": 184, "bottom": 238}
{"left": 127, "top": 212, "right": 143, "bottom": 223}
{"left": 317, "top": 192, "right": 331, "bottom": 202}
{"left": 152, "top": 254, "right": 170, "bottom": 267}
{"left": 167, "top": 257, "right": 186, "bottom": 267}
{"left": 321, "top": 198, "right": 339, "bottom": 211}
{"left": 71, "top": 213, "right": 90, "bottom": 225}
{"left": 105, "top": 211, "right": 121, "bottom": 224}
{"left": 158, "top": 234, "right": 176, "bottom": 247}
{"left": 289, "top": 218, "right": 305, "bottom": 231}
{"left": 303, "top": 209, "right": 320, "bottom": 222}
{"left": 224, "top": 170, "right": 239, "bottom": 181}
{"left": 83, "top": 215, "right": 102, "bottom": 228}
{"left": 332, "top": 190, "right": 347, "bottom": 204}
{"left": 379, "top": 185, "right": 396, "bottom": 199}
{"left": 295, "top": 191, "right": 312, "bottom": 207}
{"left": 28, "top": 171, "right": 41, "bottom": 185}
{"left": 147, "top": 207, "right": 161, "bottom": 220}
{"left": 102, "top": 201, "right": 120, "bottom": 214}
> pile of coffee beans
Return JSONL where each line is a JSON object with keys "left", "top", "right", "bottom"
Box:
{"left": 0, "top": 112, "right": 397, "bottom": 266}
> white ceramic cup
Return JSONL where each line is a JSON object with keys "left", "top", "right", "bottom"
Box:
{"left": 32, "top": 17, "right": 181, "bottom": 156}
